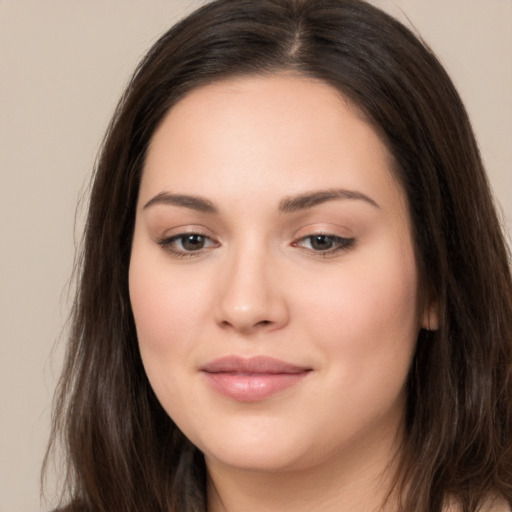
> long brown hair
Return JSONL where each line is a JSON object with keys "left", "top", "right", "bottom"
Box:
{"left": 44, "top": 1, "right": 512, "bottom": 511}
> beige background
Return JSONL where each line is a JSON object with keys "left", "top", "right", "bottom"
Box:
{"left": 0, "top": 1, "right": 511, "bottom": 511}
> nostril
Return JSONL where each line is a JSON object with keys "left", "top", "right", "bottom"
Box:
{"left": 220, "top": 318, "right": 273, "bottom": 330}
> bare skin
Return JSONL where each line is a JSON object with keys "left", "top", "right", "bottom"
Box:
{"left": 128, "top": 74, "right": 505, "bottom": 512}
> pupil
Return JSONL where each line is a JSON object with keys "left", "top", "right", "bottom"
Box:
{"left": 311, "top": 235, "right": 333, "bottom": 251}
{"left": 182, "top": 235, "right": 204, "bottom": 251}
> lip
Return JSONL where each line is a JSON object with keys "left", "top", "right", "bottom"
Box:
{"left": 201, "top": 355, "right": 311, "bottom": 402}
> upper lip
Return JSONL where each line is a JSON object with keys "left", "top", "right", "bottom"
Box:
{"left": 201, "top": 355, "right": 310, "bottom": 374}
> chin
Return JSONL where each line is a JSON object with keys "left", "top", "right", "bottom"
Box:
{"left": 190, "top": 421, "right": 338, "bottom": 475}
{"left": 185, "top": 423, "right": 304, "bottom": 472}
{"left": 204, "top": 443, "right": 311, "bottom": 473}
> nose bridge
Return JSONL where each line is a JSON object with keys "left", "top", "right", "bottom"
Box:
{"left": 215, "top": 237, "right": 288, "bottom": 333}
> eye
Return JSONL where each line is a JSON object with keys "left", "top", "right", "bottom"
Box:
{"left": 293, "top": 234, "right": 355, "bottom": 255}
{"left": 159, "top": 232, "right": 219, "bottom": 257}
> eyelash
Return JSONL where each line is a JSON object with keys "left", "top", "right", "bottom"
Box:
{"left": 158, "top": 232, "right": 356, "bottom": 259}
{"left": 158, "top": 233, "right": 219, "bottom": 259}
{"left": 292, "top": 234, "right": 356, "bottom": 257}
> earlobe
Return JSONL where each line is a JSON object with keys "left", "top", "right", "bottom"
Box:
{"left": 421, "top": 300, "right": 439, "bottom": 331}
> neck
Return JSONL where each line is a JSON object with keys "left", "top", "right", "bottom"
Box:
{"left": 206, "top": 423, "right": 403, "bottom": 512}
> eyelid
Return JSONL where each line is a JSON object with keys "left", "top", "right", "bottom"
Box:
{"left": 290, "top": 224, "right": 356, "bottom": 257}
{"left": 292, "top": 234, "right": 355, "bottom": 253}
{"left": 291, "top": 223, "right": 354, "bottom": 240}
{"left": 155, "top": 224, "right": 217, "bottom": 242}
{"left": 156, "top": 225, "right": 221, "bottom": 258}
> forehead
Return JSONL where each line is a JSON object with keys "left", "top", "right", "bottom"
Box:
{"left": 141, "top": 73, "right": 404, "bottom": 212}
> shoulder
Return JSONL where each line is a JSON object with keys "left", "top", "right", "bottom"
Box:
{"left": 483, "top": 497, "right": 511, "bottom": 512}
{"left": 445, "top": 497, "right": 511, "bottom": 512}
{"left": 51, "top": 503, "right": 89, "bottom": 512}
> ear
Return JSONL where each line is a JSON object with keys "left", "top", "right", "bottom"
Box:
{"left": 421, "top": 298, "right": 439, "bottom": 331}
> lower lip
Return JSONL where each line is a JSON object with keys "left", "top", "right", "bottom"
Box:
{"left": 202, "top": 372, "right": 309, "bottom": 402}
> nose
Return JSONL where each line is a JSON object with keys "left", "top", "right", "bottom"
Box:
{"left": 214, "top": 245, "right": 289, "bottom": 335}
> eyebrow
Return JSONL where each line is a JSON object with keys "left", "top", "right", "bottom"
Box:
{"left": 143, "top": 188, "right": 379, "bottom": 214}
{"left": 279, "top": 188, "right": 380, "bottom": 213}
{"left": 143, "top": 192, "right": 218, "bottom": 213}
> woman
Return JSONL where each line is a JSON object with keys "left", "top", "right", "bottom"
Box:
{"left": 44, "top": 0, "right": 512, "bottom": 511}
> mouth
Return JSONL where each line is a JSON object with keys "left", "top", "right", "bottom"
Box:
{"left": 201, "top": 355, "right": 312, "bottom": 402}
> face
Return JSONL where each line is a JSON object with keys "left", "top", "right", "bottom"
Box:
{"left": 129, "top": 74, "right": 431, "bottom": 475}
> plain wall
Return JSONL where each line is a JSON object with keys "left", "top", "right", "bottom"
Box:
{"left": 0, "top": 1, "right": 510, "bottom": 511}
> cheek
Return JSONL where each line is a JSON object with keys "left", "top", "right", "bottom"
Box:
{"left": 296, "top": 241, "right": 420, "bottom": 384}
{"left": 128, "top": 262, "right": 207, "bottom": 431}
{"left": 131, "top": 278, "right": 201, "bottom": 346}
{"left": 128, "top": 243, "right": 209, "bottom": 394}
{"left": 129, "top": 234, "right": 212, "bottom": 342}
